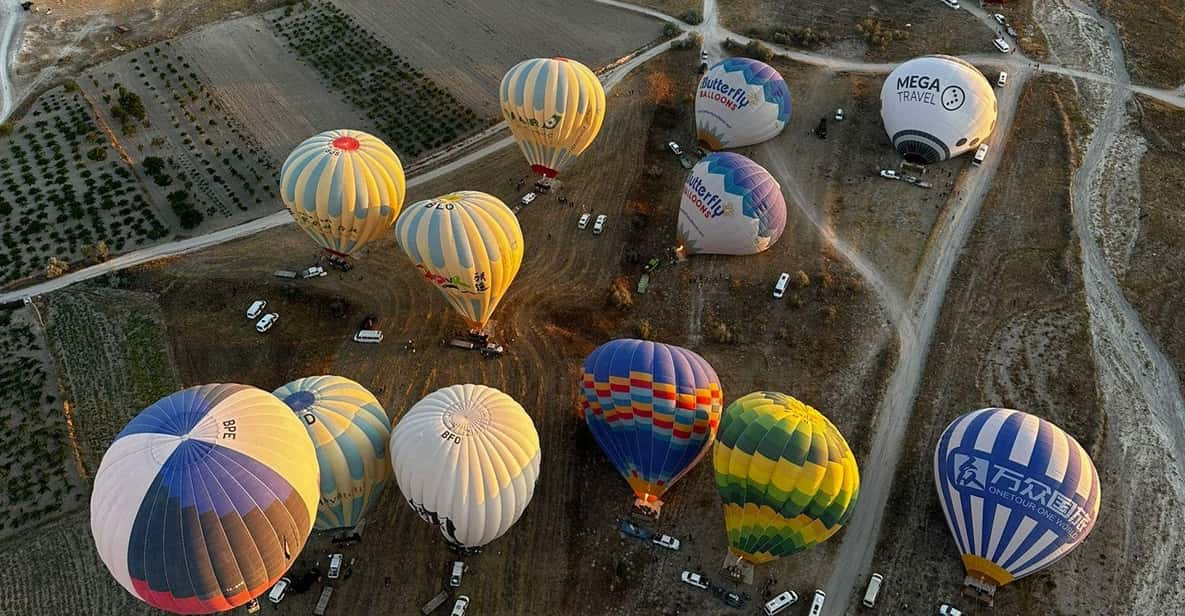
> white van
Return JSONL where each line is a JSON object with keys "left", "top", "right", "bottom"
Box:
{"left": 972, "top": 143, "right": 990, "bottom": 166}
{"left": 863, "top": 573, "right": 883, "bottom": 607}
{"left": 763, "top": 590, "right": 798, "bottom": 615}
{"left": 353, "top": 329, "right": 383, "bottom": 343}
{"left": 808, "top": 589, "right": 826, "bottom": 616}
{"left": 327, "top": 553, "right": 343, "bottom": 579}
{"left": 267, "top": 577, "right": 290, "bottom": 604}
{"left": 773, "top": 272, "right": 790, "bottom": 298}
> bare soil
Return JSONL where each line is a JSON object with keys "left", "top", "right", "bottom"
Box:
{"left": 866, "top": 76, "right": 1107, "bottom": 616}
{"left": 628, "top": 0, "right": 703, "bottom": 21}
{"left": 1098, "top": 0, "right": 1185, "bottom": 89}
{"left": 718, "top": 0, "right": 996, "bottom": 62}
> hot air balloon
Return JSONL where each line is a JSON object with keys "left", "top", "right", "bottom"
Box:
{"left": 394, "top": 191, "right": 523, "bottom": 334}
{"left": 696, "top": 57, "right": 792, "bottom": 150}
{"left": 390, "top": 384, "right": 541, "bottom": 550}
{"left": 881, "top": 55, "right": 998, "bottom": 163}
{"left": 280, "top": 129, "right": 406, "bottom": 257}
{"left": 580, "top": 339, "right": 723, "bottom": 512}
{"left": 934, "top": 408, "right": 1100, "bottom": 598}
{"left": 714, "top": 392, "right": 860, "bottom": 572}
{"left": 500, "top": 57, "right": 606, "bottom": 177}
{"left": 273, "top": 376, "right": 392, "bottom": 531}
{"left": 90, "top": 384, "right": 319, "bottom": 615}
{"left": 677, "top": 152, "right": 787, "bottom": 256}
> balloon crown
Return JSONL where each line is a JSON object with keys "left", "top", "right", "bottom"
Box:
{"left": 331, "top": 135, "right": 361, "bottom": 151}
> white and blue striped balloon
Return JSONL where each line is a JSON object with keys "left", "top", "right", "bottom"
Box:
{"left": 934, "top": 408, "right": 1100, "bottom": 592}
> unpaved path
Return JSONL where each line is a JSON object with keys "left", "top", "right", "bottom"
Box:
{"left": 822, "top": 66, "right": 1031, "bottom": 615}
{"left": 0, "top": 2, "right": 23, "bottom": 122}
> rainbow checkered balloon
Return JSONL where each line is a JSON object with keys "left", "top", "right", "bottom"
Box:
{"left": 713, "top": 391, "right": 860, "bottom": 565}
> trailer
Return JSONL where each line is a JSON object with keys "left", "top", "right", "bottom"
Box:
{"left": 312, "top": 586, "right": 334, "bottom": 616}
{"left": 448, "top": 339, "right": 478, "bottom": 350}
{"left": 273, "top": 270, "right": 298, "bottom": 279}
{"left": 421, "top": 589, "right": 452, "bottom": 615}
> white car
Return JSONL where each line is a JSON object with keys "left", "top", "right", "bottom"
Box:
{"left": 773, "top": 272, "right": 790, "bottom": 299}
{"left": 992, "top": 13, "right": 1006, "bottom": 25}
{"left": 451, "top": 595, "right": 470, "bottom": 616}
{"left": 301, "top": 265, "right": 326, "bottom": 279}
{"left": 246, "top": 300, "right": 266, "bottom": 319}
{"left": 993, "top": 37, "right": 1012, "bottom": 53}
{"left": 521, "top": 192, "right": 537, "bottom": 205}
{"left": 763, "top": 591, "right": 799, "bottom": 616}
{"left": 255, "top": 313, "right": 278, "bottom": 333}
{"left": 267, "top": 577, "right": 290, "bottom": 604}
{"left": 667, "top": 141, "right": 683, "bottom": 156}
{"left": 578, "top": 213, "right": 591, "bottom": 229}
{"left": 652, "top": 534, "right": 680, "bottom": 550}
{"left": 942, "top": 0, "right": 959, "bottom": 8}
{"left": 680, "top": 571, "right": 709, "bottom": 590}
{"left": 327, "top": 553, "right": 343, "bottom": 579}
{"left": 808, "top": 590, "right": 825, "bottom": 616}
{"left": 593, "top": 214, "right": 607, "bottom": 235}
{"left": 997, "top": 71, "right": 1008, "bottom": 87}
{"left": 834, "top": 108, "right": 844, "bottom": 121}
{"left": 938, "top": 604, "right": 964, "bottom": 616}
{"left": 700, "top": 50, "right": 708, "bottom": 60}
{"left": 880, "top": 169, "right": 899, "bottom": 179}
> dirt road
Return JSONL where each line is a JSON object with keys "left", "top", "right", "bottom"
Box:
{"left": 821, "top": 65, "right": 1031, "bottom": 614}
{"left": 0, "top": 1, "right": 23, "bottom": 121}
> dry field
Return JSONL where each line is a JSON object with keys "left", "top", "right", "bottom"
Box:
{"left": 1099, "top": 0, "right": 1185, "bottom": 89}
{"left": 333, "top": 0, "right": 666, "bottom": 117}
{"left": 718, "top": 0, "right": 996, "bottom": 62}
{"left": 176, "top": 15, "right": 373, "bottom": 161}
{"left": 628, "top": 0, "right": 704, "bottom": 21}
{"left": 15, "top": 48, "right": 913, "bottom": 615}
{"left": 867, "top": 75, "right": 1108, "bottom": 616}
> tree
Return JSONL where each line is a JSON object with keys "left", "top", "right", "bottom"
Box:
{"left": 143, "top": 156, "right": 165, "bottom": 175}
{"left": 610, "top": 278, "right": 633, "bottom": 309}
{"left": 636, "top": 319, "right": 654, "bottom": 340}
{"left": 46, "top": 257, "right": 69, "bottom": 279}
{"left": 0, "top": 122, "right": 12, "bottom": 137}
{"left": 86, "top": 147, "right": 108, "bottom": 161}
{"left": 680, "top": 9, "right": 703, "bottom": 25}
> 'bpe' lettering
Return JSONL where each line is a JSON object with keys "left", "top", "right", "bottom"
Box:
{"left": 221, "top": 419, "right": 237, "bottom": 439}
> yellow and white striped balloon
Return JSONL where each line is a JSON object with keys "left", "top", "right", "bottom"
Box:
{"left": 394, "top": 191, "right": 523, "bottom": 332}
{"left": 280, "top": 129, "right": 405, "bottom": 257}
{"left": 500, "top": 57, "right": 606, "bottom": 177}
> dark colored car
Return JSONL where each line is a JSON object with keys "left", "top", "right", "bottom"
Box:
{"left": 616, "top": 518, "right": 652, "bottom": 541}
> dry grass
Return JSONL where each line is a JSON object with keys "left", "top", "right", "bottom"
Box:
{"left": 626, "top": 0, "right": 703, "bottom": 22}
{"left": 1100, "top": 0, "right": 1185, "bottom": 89}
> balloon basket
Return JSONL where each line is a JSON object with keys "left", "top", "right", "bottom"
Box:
{"left": 962, "top": 577, "right": 996, "bottom": 606}
{"left": 631, "top": 498, "right": 662, "bottom": 519}
{"left": 721, "top": 556, "right": 754, "bottom": 585}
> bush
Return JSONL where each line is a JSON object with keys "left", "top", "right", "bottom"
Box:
{"left": 708, "top": 320, "right": 734, "bottom": 344}
{"left": 680, "top": 9, "right": 703, "bottom": 24}
{"left": 0, "top": 122, "right": 12, "bottom": 137}
{"left": 610, "top": 278, "right": 633, "bottom": 309}
{"left": 794, "top": 270, "right": 810, "bottom": 289}
{"left": 636, "top": 319, "right": 654, "bottom": 340}
{"left": 663, "top": 23, "right": 683, "bottom": 39}
{"left": 86, "top": 147, "right": 107, "bottom": 161}
{"left": 742, "top": 40, "right": 775, "bottom": 62}
{"left": 142, "top": 156, "right": 165, "bottom": 175}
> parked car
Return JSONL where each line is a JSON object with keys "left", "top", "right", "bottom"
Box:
{"left": 593, "top": 214, "right": 607, "bottom": 235}
{"left": 863, "top": 573, "right": 884, "bottom": 608}
{"left": 997, "top": 71, "right": 1008, "bottom": 87}
{"left": 667, "top": 141, "right": 683, "bottom": 156}
{"left": 680, "top": 571, "right": 709, "bottom": 590}
{"left": 834, "top": 108, "right": 844, "bottom": 121}
{"left": 449, "top": 561, "right": 465, "bottom": 588}
{"left": 993, "top": 37, "right": 1012, "bottom": 53}
{"left": 700, "top": 50, "right": 708, "bottom": 60}
{"left": 267, "top": 577, "right": 291, "bottom": 604}
{"left": 942, "top": 0, "right": 959, "bottom": 8}
{"left": 763, "top": 591, "right": 799, "bottom": 616}
{"left": 1006, "top": 25, "right": 1018, "bottom": 37}
{"left": 451, "top": 595, "right": 470, "bottom": 616}
{"left": 644, "top": 257, "right": 661, "bottom": 272}
{"left": 617, "top": 518, "right": 652, "bottom": 541}
{"left": 246, "top": 299, "right": 266, "bottom": 319}
{"left": 715, "top": 587, "right": 748, "bottom": 608}
{"left": 246, "top": 598, "right": 260, "bottom": 614}
{"left": 993, "top": 13, "right": 1006, "bottom": 25}
{"left": 301, "top": 265, "right": 326, "bottom": 279}
{"left": 578, "top": 213, "right": 591, "bottom": 229}
{"left": 636, "top": 273, "right": 650, "bottom": 294}
{"left": 808, "top": 590, "right": 826, "bottom": 616}
{"left": 255, "top": 313, "right": 278, "bottom": 333}
{"left": 938, "top": 604, "right": 964, "bottom": 616}
{"left": 327, "top": 553, "right": 343, "bottom": 579}
{"left": 880, "top": 169, "right": 899, "bottom": 180}
{"left": 521, "top": 192, "right": 537, "bottom": 205}
{"left": 652, "top": 534, "right": 681, "bottom": 550}
{"left": 773, "top": 272, "right": 790, "bottom": 299}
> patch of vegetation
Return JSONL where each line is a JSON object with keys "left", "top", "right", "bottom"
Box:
{"left": 166, "top": 189, "right": 203, "bottom": 229}
{"left": 724, "top": 38, "right": 776, "bottom": 62}
{"left": 856, "top": 18, "right": 910, "bottom": 49}
{"left": 271, "top": 2, "right": 491, "bottom": 157}
{"left": 680, "top": 9, "right": 703, "bottom": 25}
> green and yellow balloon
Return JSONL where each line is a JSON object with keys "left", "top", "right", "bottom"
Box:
{"left": 713, "top": 392, "right": 860, "bottom": 565}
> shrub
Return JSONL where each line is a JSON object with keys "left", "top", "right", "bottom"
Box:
{"left": 636, "top": 319, "right": 654, "bottom": 340}
{"left": 708, "top": 320, "right": 734, "bottom": 344}
{"left": 610, "top": 278, "right": 633, "bottom": 309}
{"left": 0, "top": 122, "right": 13, "bottom": 137}
{"left": 680, "top": 9, "right": 703, "bottom": 24}
{"left": 794, "top": 270, "right": 810, "bottom": 289}
{"left": 86, "top": 147, "right": 107, "bottom": 161}
{"left": 742, "top": 40, "right": 775, "bottom": 62}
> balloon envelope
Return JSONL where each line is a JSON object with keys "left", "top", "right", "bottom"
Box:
{"left": 280, "top": 129, "right": 406, "bottom": 256}
{"left": 881, "top": 55, "right": 998, "bottom": 163}
{"left": 500, "top": 57, "right": 606, "bottom": 177}
{"left": 678, "top": 152, "right": 786, "bottom": 256}
{"left": 274, "top": 375, "right": 392, "bottom": 530}
{"left": 390, "top": 384, "right": 541, "bottom": 549}
{"left": 713, "top": 392, "right": 860, "bottom": 565}
{"left": 90, "top": 384, "right": 319, "bottom": 614}
{"left": 696, "top": 57, "right": 792, "bottom": 150}
{"left": 394, "top": 191, "right": 524, "bottom": 331}
{"left": 580, "top": 339, "right": 723, "bottom": 505}
{"left": 934, "top": 408, "right": 1100, "bottom": 591}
